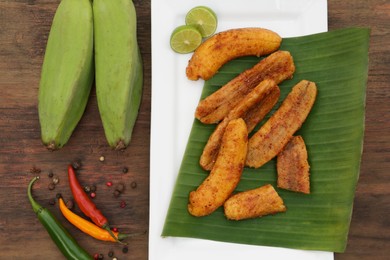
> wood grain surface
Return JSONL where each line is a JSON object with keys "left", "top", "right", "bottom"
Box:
{"left": 0, "top": 0, "right": 388, "bottom": 259}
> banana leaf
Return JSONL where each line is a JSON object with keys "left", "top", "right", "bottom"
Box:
{"left": 162, "top": 28, "right": 370, "bottom": 253}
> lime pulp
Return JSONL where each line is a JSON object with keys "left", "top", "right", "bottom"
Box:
{"left": 170, "top": 25, "right": 203, "bottom": 54}
{"left": 185, "top": 6, "right": 218, "bottom": 38}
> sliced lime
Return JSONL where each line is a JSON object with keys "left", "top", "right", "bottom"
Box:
{"left": 185, "top": 6, "right": 218, "bottom": 38}
{"left": 170, "top": 25, "right": 202, "bottom": 54}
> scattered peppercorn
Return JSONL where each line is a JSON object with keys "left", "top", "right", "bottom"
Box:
{"left": 122, "top": 246, "right": 128, "bottom": 254}
{"left": 98, "top": 254, "right": 104, "bottom": 260}
{"left": 90, "top": 185, "right": 97, "bottom": 192}
{"left": 30, "top": 166, "right": 41, "bottom": 174}
{"left": 66, "top": 199, "right": 74, "bottom": 210}
{"left": 116, "top": 183, "right": 125, "bottom": 193}
{"left": 120, "top": 200, "right": 126, "bottom": 208}
{"left": 48, "top": 171, "right": 54, "bottom": 178}
{"left": 48, "top": 198, "right": 56, "bottom": 206}
{"left": 122, "top": 167, "right": 128, "bottom": 173}
{"left": 113, "top": 189, "right": 121, "bottom": 198}
{"left": 48, "top": 182, "right": 55, "bottom": 190}
{"left": 94, "top": 253, "right": 99, "bottom": 260}
{"left": 90, "top": 192, "right": 96, "bottom": 198}
{"left": 72, "top": 160, "right": 82, "bottom": 170}
{"left": 108, "top": 250, "right": 114, "bottom": 257}
{"left": 111, "top": 227, "right": 118, "bottom": 232}
{"left": 131, "top": 181, "right": 137, "bottom": 189}
{"left": 52, "top": 176, "right": 59, "bottom": 185}
{"left": 99, "top": 156, "right": 105, "bottom": 162}
{"left": 84, "top": 185, "right": 91, "bottom": 193}
{"left": 106, "top": 181, "right": 113, "bottom": 187}
{"left": 112, "top": 258, "right": 117, "bottom": 260}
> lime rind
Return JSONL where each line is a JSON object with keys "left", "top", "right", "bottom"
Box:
{"left": 185, "top": 6, "right": 218, "bottom": 38}
{"left": 170, "top": 25, "right": 203, "bottom": 54}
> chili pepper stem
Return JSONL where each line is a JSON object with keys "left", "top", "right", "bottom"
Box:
{"left": 118, "top": 230, "right": 147, "bottom": 240}
{"left": 117, "top": 233, "right": 130, "bottom": 240}
{"left": 103, "top": 224, "right": 127, "bottom": 245}
{"left": 28, "top": 176, "right": 42, "bottom": 213}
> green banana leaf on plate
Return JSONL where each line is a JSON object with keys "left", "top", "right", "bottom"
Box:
{"left": 162, "top": 28, "right": 370, "bottom": 253}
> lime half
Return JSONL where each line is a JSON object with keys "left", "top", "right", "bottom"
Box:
{"left": 170, "top": 25, "right": 202, "bottom": 54}
{"left": 185, "top": 6, "right": 218, "bottom": 38}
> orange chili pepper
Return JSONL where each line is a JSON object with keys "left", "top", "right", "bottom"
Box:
{"left": 58, "top": 196, "right": 128, "bottom": 243}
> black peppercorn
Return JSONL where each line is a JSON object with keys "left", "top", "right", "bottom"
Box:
{"left": 48, "top": 182, "right": 56, "bottom": 190}
{"left": 72, "top": 160, "right": 82, "bottom": 170}
{"left": 90, "top": 185, "right": 97, "bottom": 192}
{"left": 116, "top": 183, "right": 125, "bottom": 193}
{"left": 66, "top": 199, "right": 74, "bottom": 210}
{"left": 48, "top": 198, "right": 56, "bottom": 206}
{"left": 113, "top": 189, "right": 121, "bottom": 198}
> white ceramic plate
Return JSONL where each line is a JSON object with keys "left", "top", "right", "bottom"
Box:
{"left": 150, "top": 1, "right": 331, "bottom": 259}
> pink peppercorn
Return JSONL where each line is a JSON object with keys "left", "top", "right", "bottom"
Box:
{"left": 90, "top": 192, "right": 96, "bottom": 198}
{"left": 106, "top": 181, "right": 113, "bottom": 187}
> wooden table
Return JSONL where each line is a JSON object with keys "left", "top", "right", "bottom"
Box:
{"left": 0, "top": 1, "right": 388, "bottom": 259}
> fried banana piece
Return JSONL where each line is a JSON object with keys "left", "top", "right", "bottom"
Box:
{"left": 243, "top": 84, "right": 281, "bottom": 133}
{"left": 186, "top": 28, "right": 282, "bottom": 81}
{"left": 246, "top": 80, "right": 317, "bottom": 168}
{"left": 195, "top": 50, "right": 295, "bottom": 124}
{"left": 188, "top": 118, "right": 248, "bottom": 217}
{"left": 200, "top": 80, "right": 280, "bottom": 171}
{"left": 277, "top": 135, "right": 310, "bottom": 194}
{"left": 224, "top": 184, "right": 286, "bottom": 220}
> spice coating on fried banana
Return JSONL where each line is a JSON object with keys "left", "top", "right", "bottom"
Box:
{"left": 188, "top": 118, "right": 248, "bottom": 217}
{"left": 243, "top": 86, "right": 280, "bottom": 133}
{"left": 200, "top": 80, "right": 280, "bottom": 171}
{"left": 195, "top": 51, "right": 295, "bottom": 124}
{"left": 224, "top": 184, "right": 286, "bottom": 220}
{"left": 277, "top": 135, "right": 310, "bottom": 194}
{"left": 246, "top": 80, "right": 317, "bottom": 168}
{"left": 186, "top": 28, "right": 282, "bottom": 81}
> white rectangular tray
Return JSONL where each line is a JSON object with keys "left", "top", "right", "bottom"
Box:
{"left": 150, "top": 1, "right": 330, "bottom": 259}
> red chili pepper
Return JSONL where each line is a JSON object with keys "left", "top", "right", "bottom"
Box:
{"left": 67, "top": 165, "right": 123, "bottom": 244}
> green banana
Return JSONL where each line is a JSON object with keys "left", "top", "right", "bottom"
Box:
{"left": 93, "top": 0, "right": 143, "bottom": 150}
{"left": 38, "top": 0, "right": 94, "bottom": 150}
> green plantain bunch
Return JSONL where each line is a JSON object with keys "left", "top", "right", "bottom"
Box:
{"left": 38, "top": 0, "right": 143, "bottom": 150}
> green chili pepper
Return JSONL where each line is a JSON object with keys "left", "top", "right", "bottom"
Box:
{"left": 28, "top": 176, "right": 93, "bottom": 260}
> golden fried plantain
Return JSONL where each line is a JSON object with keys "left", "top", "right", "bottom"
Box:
{"left": 186, "top": 28, "right": 282, "bottom": 81}
{"left": 224, "top": 184, "right": 286, "bottom": 220}
{"left": 241, "top": 83, "right": 280, "bottom": 133}
{"left": 277, "top": 135, "right": 310, "bottom": 194}
{"left": 188, "top": 118, "right": 248, "bottom": 217}
{"left": 195, "top": 51, "right": 295, "bottom": 124}
{"left": 199, "top": 80, "right": 280, "bottom": 170}
{"left": 246, "top": 80, "right": 317, "bottom": 168}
